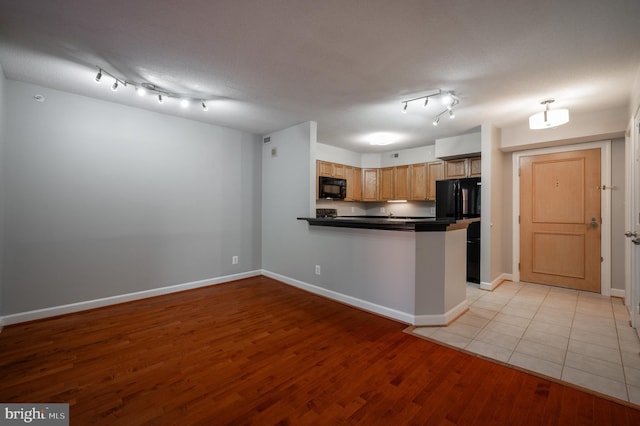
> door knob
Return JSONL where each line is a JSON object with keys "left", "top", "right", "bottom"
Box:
{"left": 589, "top": 217, "right": 598, "bottom": 228}
{"left": 632, "top": 237, "right": 640, "bottom": 246}
{"left": 625, "top": 231, "right": 638, "bottom": 238}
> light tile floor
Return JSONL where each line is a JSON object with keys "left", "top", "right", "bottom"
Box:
{"left": 410, "top": 281, "right": 640, "bottom": 406}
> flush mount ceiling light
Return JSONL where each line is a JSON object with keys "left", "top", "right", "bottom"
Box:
{"left": 92, "top": 66, "right": 212, "bottom": 112}
{"left": 366, "top": 132, "right": 401, "bottom": 146}
{"left": 401, "top": 89, "right": 460, "bottom": 126}
{"left": 529, "top": 99, "right": 569, "bottom": 129}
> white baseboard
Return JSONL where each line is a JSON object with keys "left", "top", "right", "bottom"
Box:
{"left": 261, "top": 270, "right": 416, "bottom": 324}
{"left": 610, "top": 288, "right": 625, "bottom": 298}
{"left": 0, "top": 270, "right": 262, "bottom": 327}
{"left": 414, "top": 299, "right": 469, "bottom": 326}
{"left": 480, "top": 273, "right": 513, "bottom": 291}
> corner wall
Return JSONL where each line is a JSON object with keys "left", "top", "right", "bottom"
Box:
{"left": 2, "top": 80, "right": 262, "bottom": 315}
{"left": 0, "top": 63, "right": 6, "bottom": 316}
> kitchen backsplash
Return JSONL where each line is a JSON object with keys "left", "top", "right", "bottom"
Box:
{"left": 315, "top": 199, "right": 436, "bottom": 217}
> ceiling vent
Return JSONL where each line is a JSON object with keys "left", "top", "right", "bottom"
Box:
{"left": 263, "top": 136, "right": 271, "bottom": 144}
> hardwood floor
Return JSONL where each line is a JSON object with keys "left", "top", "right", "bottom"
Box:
{"left": 1, "top": 276, "right": 639, "bottom": 425}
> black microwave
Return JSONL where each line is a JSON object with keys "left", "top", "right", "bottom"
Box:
{"left": 319, "top": 176, "right": 346, "bottom": 199}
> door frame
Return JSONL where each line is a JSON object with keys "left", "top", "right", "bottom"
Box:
{"left": 512, "top": 140, "right": 612, "bottom": 295}
{"left": 626, "top": 107, "right": 640, "bottom": 332}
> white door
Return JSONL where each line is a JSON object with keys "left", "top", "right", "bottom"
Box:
{"left": 627, "top": 111, "right": 640, "bottom": 337}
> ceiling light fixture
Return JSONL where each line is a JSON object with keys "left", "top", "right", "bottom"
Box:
{"left": 529, "top": 99, "right": 569, "bottom": 129}
{"left": 92, "top": 65, "right": 212, "bottom": 112}
{"left": 402, "top": 89, "right": 459, "bottom": 126}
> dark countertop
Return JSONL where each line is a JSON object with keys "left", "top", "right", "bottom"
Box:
{"left": 298, "top": 216, "right": 478, "bottom": 232}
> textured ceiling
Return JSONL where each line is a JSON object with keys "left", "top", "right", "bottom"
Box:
{"left": 0, "top": 0, "right": 639, "bottom": 152}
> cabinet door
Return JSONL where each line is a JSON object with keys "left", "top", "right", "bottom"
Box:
{"left": 410, "top": 163, "right": 427, "bottom": 200}
{"left": 362, "top": 169, "right": 379, "bottom": 201}
{"left": 333, "top": 163, "right": 346, "bottom": 178}
{"left": 469, "top": 157, "right": 482, "bottom": 177}
{"left": 344, "top": 166, "right": 354, "bottom": 201}
{"left": 444, "top": 159, "right": 467, "bottom": 179}
{"left": 353, "top": 167, "right": 362, "bottom": 201}
{"left": 379, "top": 167, "right": 395, "bottom": 201}
{"left": 394, "top": 165, "right": 411, "bottom": 200}
{"left": 318, "top": 160, "right": 333, "bottom": 177}
{"left": 427, "top": 161, "right": 444, "bottom": 201}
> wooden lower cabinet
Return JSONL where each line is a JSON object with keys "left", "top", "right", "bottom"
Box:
{"left": 362, "top": 169, "right": 379, "bottom": 201}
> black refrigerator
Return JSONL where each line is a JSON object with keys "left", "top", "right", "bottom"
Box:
{"left": 435, "top": 177, "right": 481, "bottom": 283}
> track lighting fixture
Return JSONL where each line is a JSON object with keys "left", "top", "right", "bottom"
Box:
{"left": 402, "top": 89, "right": 459, "bottom": 127}
{"left": 92, "top": 65, "right": 212, "bottom": 112}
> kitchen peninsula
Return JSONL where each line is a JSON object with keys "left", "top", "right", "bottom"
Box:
{"left": 297, "top": 216, "right": 477, "bottom": 326}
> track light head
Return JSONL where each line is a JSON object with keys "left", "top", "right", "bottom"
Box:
{"left": 158, "top": 94, "right": 163, "bottom": 104}
{"left": 433, "top": 117, "right": 440, "bottom": 126}
{"left": 201, "top": 101, "right": 208, "bottom": 111}
{"left": 449, "top": 110, "right": 455, "bottom": 119}
{"left": 111, "top": 81, "right": 119, "bottom": 91}
{"left": 136, "top": 86, "right": 147, "bottom": 96}
{"left": 423, "top": 98, "right": 429, "bottom": 108}
{"left": 95, "top": 70, "right": 102, "bottom": 83}
{"left": 402, "top": 102, "right": 408, "bottom": 113}
{"left": 180, "top": 99, "right": 189, "bottom": 108}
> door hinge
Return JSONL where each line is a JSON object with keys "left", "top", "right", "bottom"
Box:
{"left": 518, "top": 262, "right": 521, "bottom": 271}
{"left": 518, "top": 215, "right": 520, "bottom": 224}
{"left": 601, "top": 256, "right": 604, "bottom": 262}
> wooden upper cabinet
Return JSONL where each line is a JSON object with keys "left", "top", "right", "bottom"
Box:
{"left": 444, "top": 159, "right": 467, "bottom": 179}
{"left": 379, "top": 167, "right": 395, "bottom": 201}
{"left": 344, "top": 166, "right": 362, "bottom": 201}
{"left": 409, "top": 163, "right": 427, "bottom": 201}
{"left": 352, "top": 167, "right": 362, "bottom": 201}
{"left": 362, "top": 168, "right": 379, "bottom": 201}
{"left": 333, "top": 163, "right": 346, "bottom": 179}
{"left": 427, "top": 161, "right": 443, "bottom": 201}
{"left": 394, "top": 165, "right": 411, "bottom": 200}
{"left": 469, "top": 157, "right": 482, "bottom": 177}
{"left": 318, "top": 160, "right": 333, "bottom": 177}
{"left": 444, "top": 157, "right": 481, "bottom": 179}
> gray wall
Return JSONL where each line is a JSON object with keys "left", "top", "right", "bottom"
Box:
{"left": 0, "top": 64, "right": 5, "bottom": 315}
{"left": 611, "top": 138, "right": 626, "bottom": 290}
{"left": 2, "top": 80, "right": 262, "bottom": 314}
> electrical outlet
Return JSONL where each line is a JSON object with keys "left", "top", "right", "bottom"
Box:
{"left": 232, "top": 256, "right": 239, "bottom": 265}
{"left": 315, "top": 265, "right": 321, "bottom": 275}
{"left": 380, "top": 207, "right": 386, "bottom": 214}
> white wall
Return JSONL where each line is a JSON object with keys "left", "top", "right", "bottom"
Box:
{"left": 435, "top": 131, "right": 481, "bottom": 159}
{"left": 2, "top": 80, "right": 262, "bottom": 315}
